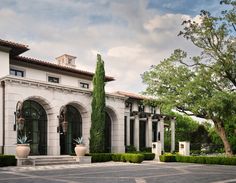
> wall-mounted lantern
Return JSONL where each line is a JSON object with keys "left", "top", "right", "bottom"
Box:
{"left": 58, "top": 105, "right": 68, "bottom": 134}
{"left": 15, "top": 101, "right": 25, "bottom": 131}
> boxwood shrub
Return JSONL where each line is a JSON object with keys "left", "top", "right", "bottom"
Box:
{"left": 159, "top": 155, "right": 176, "bottom": 162}
{"left": 0, "top": 155, "right": 16, "bottom": 167}
{"left": 141, "top": 153, "right": 155, "bottom": 160}
{"left": 121, "top": 153, "right": 144, "bottom": 163}
{"left": 88, "top": 153, "right": 112, "bottom": 162}
{"left": 160, "top": 154, "right": 236, "bottom": 165}
{"left": 88, "top": 153, "right": 144, "bottom": 163}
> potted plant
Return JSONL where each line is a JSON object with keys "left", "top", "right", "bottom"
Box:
{"left": 16, "top": 134, "right": 31, "bottom": 158}
{"left": 74, "top": 137, "right": 87, "bottom": 156}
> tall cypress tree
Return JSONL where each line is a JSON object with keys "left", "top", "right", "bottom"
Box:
{"left": 89, "top": 54, "right": 106, "bottom": 153}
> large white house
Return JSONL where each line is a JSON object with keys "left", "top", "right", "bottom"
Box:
{"left": 0, "top": 39, "right": 175, "bottom": 156}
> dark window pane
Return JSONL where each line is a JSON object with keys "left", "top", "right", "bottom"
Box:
{"left": 48, "top": 76, "right": 59, "bottom": 83}
{"left": 10, "top": 69, "right": 24, "bottom": 77}
{"left": 130, "top": 120, "right": 134, "bottom": 146}
{"left": 124, "top": 116, "right": 127, "bottom": 146}
{"left": 80, "top": 82, "right": 89, "bottom": 89}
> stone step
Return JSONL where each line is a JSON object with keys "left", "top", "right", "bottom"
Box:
{"left": 32, "top": 156, "right": 77, "bottom": 166}
{"left": 35, "top": 160, "right": 79, "bottom": 166}
{"left": 17, "top": 156, "right": 91, "bottom": 166}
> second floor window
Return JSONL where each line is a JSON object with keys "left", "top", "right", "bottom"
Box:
{"left": 10, "top": 68, "right": 24, "bottom": 77}
{"left": 80, "top": 82, "right": 89, "bottom": 89}
{"left": 48, "top": 76, "right": 59, "bottom": 83}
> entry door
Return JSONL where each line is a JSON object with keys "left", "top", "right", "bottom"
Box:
{"left": 22, "top": 100, "right": 47, "bottom": 155}
{"left": 60, "top": 105, "right": 82, "bottom": 155}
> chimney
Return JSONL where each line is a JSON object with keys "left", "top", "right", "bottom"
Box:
{"left": 56, "top": 54, "right": 76, "bottom": 68}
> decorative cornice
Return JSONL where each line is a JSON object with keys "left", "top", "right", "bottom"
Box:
{"left": 1, "top": 76, "right": 92, "bottom": 95}
{"left": 1, "top": 76, "right": 127, "bottom": 100}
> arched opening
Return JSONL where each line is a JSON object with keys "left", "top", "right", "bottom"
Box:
{"left": 21, "top": 100, "right": 47, "bottom": 155}
{"left": 60, "top": 105, "right": 82, "bottom": 155}
{"left": 105, "top": 112, "right": 112, "bottom": 153}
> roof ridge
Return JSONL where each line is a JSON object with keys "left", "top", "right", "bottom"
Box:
{"left": 14, "top": 55, "right": 115, "bottom": 81}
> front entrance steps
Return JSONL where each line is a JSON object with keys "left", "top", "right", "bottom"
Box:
{"left": 17, "top": 155, "right": 91, "bottom": 166}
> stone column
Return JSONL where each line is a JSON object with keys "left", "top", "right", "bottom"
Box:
{"left": 147, "top": 116, "right": 152, "bottom": 147}
{"left": 126, "top": 114, "right": 130, "bottom": 146}
{"left": 171, "top": 118, "right": 176, "bottom": 152}
{"left": 159, "top": 117, "right": 165, "bottom": 152}
{"left": 134, "top": 115, "right": 139, "bottom": 151}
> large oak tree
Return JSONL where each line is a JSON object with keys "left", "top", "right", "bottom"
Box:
{"left": 142, "top": 0, "right": 236, "bottom": 156}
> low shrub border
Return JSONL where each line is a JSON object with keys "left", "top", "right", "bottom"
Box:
{"left": 86, "top": 153, "right": 112, "bottom": 162}
{"left": 141, "top": 153, "right": 155, "bottom": 160}
{"left": 159, "top": 155, "right": 236, "bottom": 165}
{"left": 87, "top": 153, "right": 144, "bottom": 163}
{"left": 159, "top": 154, "right": 176, "bottom": 162}
{"left": 0, "top": 155, "right": 16, "bottom": 167}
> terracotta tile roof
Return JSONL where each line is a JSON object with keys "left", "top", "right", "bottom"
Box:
{"left": 0, "top": 39, "right": 29, "bottom": 56}
{"left": 13, "top": 56, "right": 115, "bottom": 82}
{"left": 0, "top": 38, "right": 114, "bottom": 81}
{"left": 113, "top": 91, "right": 150, "bottom": 100}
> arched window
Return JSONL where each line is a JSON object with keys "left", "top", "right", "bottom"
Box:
{"left": 60, "top": 105, "right": 82, "bottom": 155}
{"left": 22, "top": 100, "right": 47, "bottom": 155}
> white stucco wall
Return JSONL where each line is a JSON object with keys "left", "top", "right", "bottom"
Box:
{"left": 10, "top": 64, "right": 93, "bottom": 90}
{"left": 106, "top": 96, "right": 126, "bottom": 153}
{"left": 2, "top": 76, "right": 126, "bottom": 155}
{"left": 0, "top": 51, "right": 9, "bottom": 78}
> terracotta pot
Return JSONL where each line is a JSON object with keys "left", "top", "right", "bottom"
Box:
{"left": 16, "top": 144, "right": 30, "bottom": 158}
{"left": 74, "top": 144, "right": 87, "bottom": 156}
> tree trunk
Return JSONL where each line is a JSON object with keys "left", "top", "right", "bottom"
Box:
{"left": 213, "top": 119, "right": 233, "bottom": 156}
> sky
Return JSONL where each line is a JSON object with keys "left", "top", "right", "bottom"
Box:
{"left": 0, "top": 0, "right": 221, "bottom": 94}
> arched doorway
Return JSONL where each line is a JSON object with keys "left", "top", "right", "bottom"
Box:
{"left": 22, "top": 100, "right": 47, "bottom": 155}
{"left": 105, "top": 112, "right": 112, "bottom": 153}
{"left": 60, "top": 105, "right": 82, "bottom": 155}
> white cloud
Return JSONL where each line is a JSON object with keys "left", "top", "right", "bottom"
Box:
{"left": 0, "top": 0, "right": 202, "bottom": 94}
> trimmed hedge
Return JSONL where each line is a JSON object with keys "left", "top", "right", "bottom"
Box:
{"left": 88, "top": 153, "right": 144, "bottom": 163}
{"left": 0, "top": 155, "right": 16, "bottom": 167}
{"left": 121, "top": 153, "right": 144, "bottom": 163}
{"left": 159, "top": 155, "right": 236, "bottom": 165}
{"left": 159, "top": 155, "right": 176, "bottom": 162}
{"left": 88, "top": 153, "right": 112, "bottom": 162}
{"left": 141, "top": 153, "right": 155, "bottom": 160}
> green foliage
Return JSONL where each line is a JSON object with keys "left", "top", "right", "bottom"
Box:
{"left": 0, "top": 155, "right": 16, "bottom": 167}
{"left": 139, "top": 147, "right": 152, "bottom": 152}
{"left": 88, "top": 153, "right": 112, "bottom": 162}
{"left": 164, "top": 112, "right": 199, "bottom": 151}
{"left": 140, "top": 153, "right": 155, "bottom": 160}
{"left": 175, "top": 155, "right": 236, "bottom": 165}
{"left": 73, "top": 137, "right": 84, "bottom": 145}
{"left": 142, "top": 1, "right": 236, "bottom": 155}
{"left": 90, "top": 54, "right": 106, "bottom": 153}
{"left": 160, "top": 154, "right": 236, "bottom": 165}
{"left": 125, "top": 145, "right": 137, "bottom": 153}
{"left": 121, "top": 153, "right": 144, "bottom": 163}
{"left": 17, "top": 133, "right": 31, "bottom": 144}
{"left": 159, "top": 155, "right": 176, "bottom": 162}
{"left": 208, "top": 117, "right": 236, "bottom": 153}
{"left": 112, "top": 154, "right": 123, "bottom": 162}
{"left": 88, "top": 153, "right": 144, "bottom": 163}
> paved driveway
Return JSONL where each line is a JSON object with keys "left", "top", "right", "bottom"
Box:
{"left": 0, "top": 161, "right": 236, "bottom": 183}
